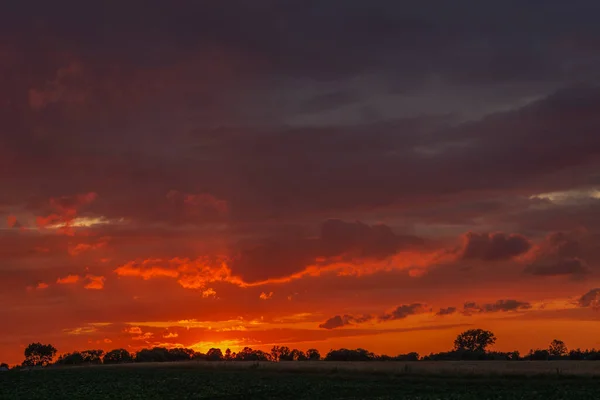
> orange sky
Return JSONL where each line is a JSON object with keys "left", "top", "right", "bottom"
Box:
{"left": 2, "top": 205, "right": 600, "bottom": 365}
{"left": 2, "top": 1, "right": 600, "bottom": 366}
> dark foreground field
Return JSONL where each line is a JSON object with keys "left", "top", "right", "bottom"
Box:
{"left": 2, "top": 362, "right": 600, "bottom": 399}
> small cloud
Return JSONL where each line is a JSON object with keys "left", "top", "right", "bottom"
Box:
{"left": 104, "top": 338, "right": 113, "bottom": 343}
{"left": 163, "top": 332, "right": 179, "bottom": 339}
{"left": 57, "top": 274, "right": 80, "bottom": 284}
{"left": 124, "top": 326, "right": 142, "bottom": 335}
{"left": 462, "top": 299, "right": 531, "bottom": 315}
{"left": 63, "top": 325, "right": 98, "bottom": 335}
{"left": 436, "top": 307, "right": 457, "bottom": 316}
{"left": 380, "top": 303, "right": 427, "bottom": 321}
{"left": 84, "top": 275, "right": 105, "bottom": 290}
{"left": 319, "top": 314, "right": 372, "bottom": 329}
{"left": 132, "top": 332, "right": 154, "bottom": 341}
{"left": 319, "top": 315, "right": 345, "bottom": 330}
{"left": 36, "top": 282, "right": 49, "bottom": 290}
{"left": 259, "top": 291, "right": 273, "bottom": 300}
{"left": 202, "top": 288, "right": 216, "bottom": 298}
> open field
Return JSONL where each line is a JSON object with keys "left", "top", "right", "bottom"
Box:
{"left": 2, "top": 361, "right": 600, "bottom": 399}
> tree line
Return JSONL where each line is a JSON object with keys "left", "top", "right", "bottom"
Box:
{"left": 3, "top": 329, "right": 600, "bottom": 369}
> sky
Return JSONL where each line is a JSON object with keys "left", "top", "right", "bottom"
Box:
{"left": 2, "top": 0, "right": 600, "bottom": 365}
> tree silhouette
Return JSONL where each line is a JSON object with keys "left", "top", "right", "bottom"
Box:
{"left": 224, "top": 348, "right": 232, "bottom": 361}
{"left": 56, "top": 352, "right": 85, "bottom": 365}
{"left": 206, "top": 348, "right": 223, "bottom": 361}
{"left": 325, "top": 348, "right": 375, "bottom": 361}
{"left": 103, "top": 349, "right": 133, "bottom": 364}
{"left": 306, "top": 348, "right": 321, "bottom": 361}
{"left": 528, "top": 349, "right": 549, "bottom": 360}
{"left": 81, "top": 349, "right": 104, "bottom": 364}
{"left": 271, "top": 346, "right": 292, "bottom": 361}
{"left": 290, "top": 349, "right": 307, "bottom": 361}
{"left": 453, "top": 329, "right": 496, "bottom": 352}
{"left": 23, "top": 342, "right": 57, "bottom": 366}
{"left": 549, "top": 339, "right": 568, "bottom": 357}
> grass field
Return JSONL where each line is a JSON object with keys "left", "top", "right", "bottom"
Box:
{"left": 2, "top": 361, "right": 600, "bottom": 399}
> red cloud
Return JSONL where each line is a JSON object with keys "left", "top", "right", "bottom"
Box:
{"left": 68, "top": 240, "right": 108, "bottom": 256}
{"left": 166, "top": 190, "right": 228, "bottom": 216}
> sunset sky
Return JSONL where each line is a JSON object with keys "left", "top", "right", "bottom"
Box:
{"left": 2, "top": 1, "right": 600, "bottom": 365}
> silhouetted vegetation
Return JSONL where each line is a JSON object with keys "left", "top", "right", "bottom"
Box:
{"left": 23, "top": 342, "right": 57, "bottom": 367}
{"left": 12, "top": 331, "right": 600, "bottom": 369}
{"left": 453, "top": 329, "right": 496, "bottom": 352}
{"left": 103, "top": 349, "right": 134, "bottom": 364}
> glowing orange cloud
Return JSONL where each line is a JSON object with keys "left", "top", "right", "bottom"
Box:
{"left": 57, "top": 274, "right": 80, "bottom": 284}
{"left": 124, "top": 326, "right": 142, "bottom": 335}
{"left": 114, "top": 260, "right": 180, "bottom": 280}
{"left": 201, "top": 288, "right": 217, "bottom": 298}
{"left": 84, "top": 275, "right": 105, "bottom": 290}
{"left": 259, "top": 291, "right": 273, "bottom": 300}
{"left": 113, "top": 247, "right": 457, "bottom": 293}
{"left": 114, "top": 257, "right": 244, "bottom": 290}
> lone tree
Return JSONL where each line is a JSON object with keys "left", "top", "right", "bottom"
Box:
{"left": 453, "top": 329, "right": 496, "bottom": 352}
{"left": 23, "top": 342, "right": 57, "bottom": 366}
{"left": 549, "top": 339, "right": 568, "bottom": 357}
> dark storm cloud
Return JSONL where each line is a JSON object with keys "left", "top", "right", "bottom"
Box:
{"left": 230, "top": 220, "right": 424, "bottom": 282}
{"left": 460, "top": 232, "right": 531, "bottom": 261}
{"left": 2, "top": 1, "right": 600, "bottom": 229}
{"left": 524, "top": 258, "right": 590, "bottom": 277}
{"left": 524, "top": 232, "right": 596, "bottom": 278}
{"left": 5, "top": 0, "right": 600, "bottom": 82}
{"left": 319, "top": 219, "right": 424, "bottom": 259}
{"left": 509, "top": 198, "right": 600, "bottom": 233}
